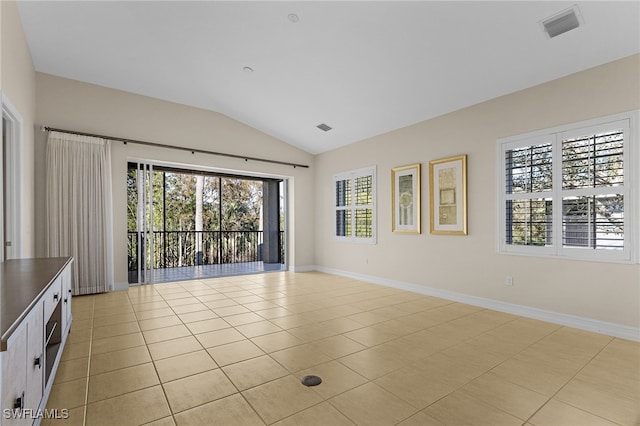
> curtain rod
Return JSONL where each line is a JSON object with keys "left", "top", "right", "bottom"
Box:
{"left": 41, "top": 126, "right": 310, "bottom": 169}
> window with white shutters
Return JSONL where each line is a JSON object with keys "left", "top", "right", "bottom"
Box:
{"left": 334, "top": 166, "right": 376, "bottom": 244}
{"left": 498, "top": 112, "right": 637, "bottom": 263}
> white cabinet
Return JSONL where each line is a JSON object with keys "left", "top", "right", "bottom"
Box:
{"left": 0, "top": 258, "right": 73, "bottom": 426}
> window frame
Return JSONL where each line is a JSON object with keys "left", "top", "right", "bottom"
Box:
{"left": 334, "top": 166, "right": 377, "bottom": 244}
{"left": 497, "top": 111, "right": 638, "bottom": 263}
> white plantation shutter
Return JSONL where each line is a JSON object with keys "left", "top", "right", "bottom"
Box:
{"left": 561, "top": 128, "right": 625, "bottom": 250}
{"left": 334, "top": 166, "right": 376, "bottom": 244}
{"left": 498, "top": 112, "right": 637, "bottom": 263}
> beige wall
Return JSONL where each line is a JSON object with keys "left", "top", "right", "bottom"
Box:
{"left": 1, "top": 0, "right": 36, "bottom": 257}
{"left": 34, "top": 73, "right": 316, "bottom": 285}
{"left": 314, "top": 54, "right": 640, "bottom": 329}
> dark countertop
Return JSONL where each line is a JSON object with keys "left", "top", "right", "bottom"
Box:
{"left": 1, "top": 257, "right": 73, "bottom": 349}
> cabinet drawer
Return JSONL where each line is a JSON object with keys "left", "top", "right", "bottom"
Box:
{"left": 43, "top": 277, "right": 62, "bottom": 322}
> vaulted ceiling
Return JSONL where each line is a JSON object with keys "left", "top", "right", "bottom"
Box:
{"left": 17, "top": 1, "right": 640, "bottom": 154}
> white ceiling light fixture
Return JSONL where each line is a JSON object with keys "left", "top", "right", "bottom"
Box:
{"left": 288, "top": 13, "right": 299, "bottom": 23}
{"left": 541, "top": 5, "right": 584, "bottom": 39}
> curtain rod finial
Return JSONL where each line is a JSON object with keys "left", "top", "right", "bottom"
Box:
{"left": 40, "top": 125, "right": 47, "bottom": 132}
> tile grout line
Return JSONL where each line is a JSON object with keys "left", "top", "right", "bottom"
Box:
{"left": 358, "top": 316, "right": 562, "bottom": 424}
{"left": 175, "top": 279, "right": 289, "bottom": 424}
{"left": 143, "top": 278, "right": 355, "bottom": 425}
{"left": 139, "top": 281, "right": 262, "bottom": 424}
{"left": 81, "top": 297, "right": 95, "bottom": 426}
{"left": 522, "top": 333, "right": 618, "bottom": 425}
{"left": 129, "top": 288, "right": 177, "bottom": 425}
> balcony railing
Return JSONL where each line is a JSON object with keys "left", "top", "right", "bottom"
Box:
{"left": 128, "top": 230, "right": 284, "bottom": 282}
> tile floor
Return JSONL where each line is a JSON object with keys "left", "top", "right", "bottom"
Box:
{"left": 44, "top": 272, "right": 639, "bottom": 426}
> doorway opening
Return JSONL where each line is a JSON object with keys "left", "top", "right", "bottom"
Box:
{"left": 127, "top": 162, "right": 286, "bottom": 284}
{"left": 1, "top": 96, "right": 23, "bottom": 260}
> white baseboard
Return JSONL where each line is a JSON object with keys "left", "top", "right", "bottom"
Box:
{"left": 314, "top": 266, "right": 640, "bottom": 342}
{"left": 290, "top": 265, "right": 317, "bottom": 273}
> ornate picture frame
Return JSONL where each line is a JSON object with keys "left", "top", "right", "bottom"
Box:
{"left": 429, "top": 155, "right": 467, "bottom": 235}
{"left": 391, "top": 163, "right": 421, "bottom": 234}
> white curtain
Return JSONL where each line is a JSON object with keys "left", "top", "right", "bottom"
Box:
{"left": 46, "top": 131, "right": 114, "bottom": 295}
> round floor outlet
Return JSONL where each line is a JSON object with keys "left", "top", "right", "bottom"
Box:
{"left": 301, "top": 375, "right": 322, "bottom": 387}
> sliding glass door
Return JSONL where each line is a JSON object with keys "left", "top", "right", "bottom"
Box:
{"left": 128, "top": 163, "right": 156, "bottom": 284}
{"left": 127, "top": 162, "right": 285, "bottom": 284}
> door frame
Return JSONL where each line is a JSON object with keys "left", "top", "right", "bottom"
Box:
{"left": 1, "top": 93, "right": 23, "bottom": 259}
{"left": 127, "top": 158, "right": 289, "bottom": 284}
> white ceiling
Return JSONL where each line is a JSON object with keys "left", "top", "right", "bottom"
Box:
{"left": 16, "top": 1, "right": 640, "bottom": 154}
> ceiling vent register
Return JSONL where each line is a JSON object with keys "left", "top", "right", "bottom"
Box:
{"left": 541, "top": 5, "right": 583, "bottom": 38}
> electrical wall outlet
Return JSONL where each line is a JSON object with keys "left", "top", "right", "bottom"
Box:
{"left": 506, "top": 276, "right": 513, "bottom": 286}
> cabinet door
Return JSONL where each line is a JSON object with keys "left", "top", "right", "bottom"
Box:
{"left": 26, "top": 302, "right": 44, "bottom": 415}
{"left": 61, "top": 266, "right": 72, "bottom": 334}
{"left": 1, "top": 326, "right": 29, "bottom": 426}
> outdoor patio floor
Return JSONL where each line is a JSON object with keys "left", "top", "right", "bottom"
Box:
{"left": 132, "top": 262, "right": 286, "bottom": 284}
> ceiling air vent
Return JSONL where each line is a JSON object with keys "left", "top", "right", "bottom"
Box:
{"left": 317, "top": 123, "right": 332, "bottom": 132}
{"left": 541, "top": 5, "right": 583, "bottom": 38}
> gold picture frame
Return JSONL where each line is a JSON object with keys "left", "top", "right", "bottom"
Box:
{"left": 392, "top": 163, "right": 421, "bottom": 233}
{"left": 429, "top": 155, "right": 467, "bottom": 235}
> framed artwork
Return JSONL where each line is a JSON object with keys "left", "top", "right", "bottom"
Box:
{"left": 391, "top": 163, "right": 421, "bottom": 233}
{"left": 429, "top": 154, "right": 467, "bottom": 235}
